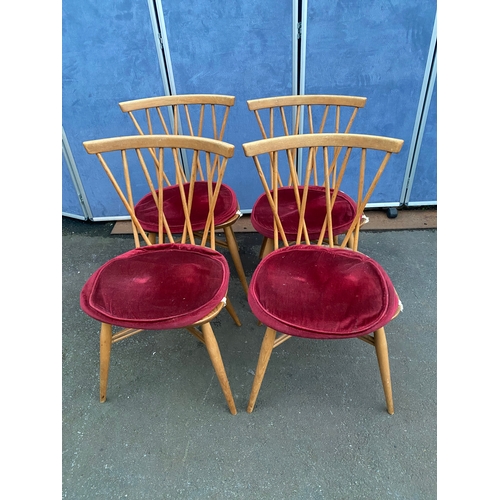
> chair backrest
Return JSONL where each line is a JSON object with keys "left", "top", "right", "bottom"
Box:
{"left": 83, "top": 135, "right": 235, "bottom": 249}
{"left": 119, "top": 94, "right": 235, "bottom": 188}
{"left": 242, "top": 133, "right": 403, "bottom": 251}
{"left": 247, "top": 95, "right": 367, "bottom": 188}
{"left": 119, "top": 94, "right": 234, "bottom": 138}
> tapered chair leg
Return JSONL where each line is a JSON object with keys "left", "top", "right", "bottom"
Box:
{"left": 225, "top": 297, "right": 241, "bottom": 327}
{"left": 223, "top": 226, "right": 248, "bottom": 295}
{"left": 259, "top": 237, "right": 274, "bottom": 260}
{"left": 99, "top": 322, "right": 113, "bottom": 403}
{"left": 201, "top": 322, "right": 237, "bottom": 415}
{"left": 374, "top": 327, "right": 394, "bottom": 414}
{"left": 247, "top": 327, "right": 277, "bottom": 413}
{"left": 347, "top": 233, "right": 354, "bottom": 249}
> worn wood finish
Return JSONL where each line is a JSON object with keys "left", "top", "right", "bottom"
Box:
{"left": 117, "top": 94, "right": 248, "bottom": 294}
{"left": 84, "top": 135, "right": 239, "bottom": 414}
{"left": 242, "top": 132, "right": 403, "bottom": 414}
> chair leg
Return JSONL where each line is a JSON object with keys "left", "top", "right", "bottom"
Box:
{"left": 347, "top": 233, "right": 354, "bottom": 249}
{"left": 258, "top": 237, "right": 268, "bottom": 259}
{"left": 201, "top": 322, "right": 237, "bottom": 415}
{"left": 374, "top": 327, "right": 394, "bottom": 415}
{"left": 259, "top": 237, "right": 274, "bottom": 260}
{"left": 223, "top": 226, "right": 249, "bottom": 295}
{"left": 225, "top": 296, "right": 242, "bottom": 327}
{"left": 99, "top": 322, "right": 112, "bottom": 403}
{"left": 247, "top": 327, "right": 277, "bottom": 413}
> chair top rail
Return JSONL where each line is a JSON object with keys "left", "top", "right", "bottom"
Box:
{"left": 119, "top": 94, "right": 236, "bottom": 112}
{"left": 242, "top": 133, "right": 403, "bottom": 157}
{"left": 247, "top": 95, "right": 367, "bottom": 111}
{"left": 83, "top": 135, "right": 235, "bottom": 157}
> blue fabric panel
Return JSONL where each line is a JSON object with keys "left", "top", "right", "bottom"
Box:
{"left": 62, "top": 153, "right": 85, "bottom": 218}
{"left": 162, "top": 1, "right": 294, "bottom": 210}
{"left": 305, "top": 0, "right": 436, "bottom": 204}
{"left": 62, "top": 0, "right": 165, "bottom": 218}
{"left": 408, "top": 80, "right": 437, "bottom": 203}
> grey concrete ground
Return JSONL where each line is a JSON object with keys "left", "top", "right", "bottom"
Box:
{"left": 62, "top": 217, "right": 437, "bottom": 499}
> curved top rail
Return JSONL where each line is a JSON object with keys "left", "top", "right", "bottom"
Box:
{"left": 83, "top": 134, "right": 235, "bottom": 157}
{"left": 119, "top": 94, "right": 236, "bottom": 112}
{"left": 247, "top": 95, "right": 367, "bottom": 111}
{"left": 242, "top": 133, "right": 403, "bottom": 156}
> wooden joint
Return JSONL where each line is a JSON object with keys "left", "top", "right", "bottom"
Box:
{"left": 358, "top": 334, "right": 375, "bottom": 346}
{"left": 273, "top": 333, "right": 292, "bottom": 348}
{"left": 112, "top": 328, "right": 143, "bottom": 343}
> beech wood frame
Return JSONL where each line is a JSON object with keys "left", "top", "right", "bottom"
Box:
{"left": 83, "top": 135, "right": 240, "bottom": 414}
{"left": 247, "top": 95, "right": 369, "bottom": 257}
{"left": 119, "top": 94, "right": 248, "bottom": 294}
{"left": 242, "top": 132, "right": 404, "bottom": 414}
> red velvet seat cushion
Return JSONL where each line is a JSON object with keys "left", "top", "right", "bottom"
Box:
{"left": 248, "top": 245, "right": 400, "bottom": 339}
{"left": 251, "top": 186, "right": 357, "bottom": 240}
{"left": 135, "top": 181, "right": 238, "bottom": 233}
{"left": 80, "top": 244, "right": 229, "bottom": 329}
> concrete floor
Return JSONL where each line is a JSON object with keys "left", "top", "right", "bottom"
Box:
{"left": 62, "top": 217, "right": 437, "bottom": 499}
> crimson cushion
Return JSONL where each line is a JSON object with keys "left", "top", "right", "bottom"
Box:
{"left": 248, "top": 245, "right": 400, "bottom": 339}
{"left": 251, "top": 186, "right": 357, "bottom": 240}
{"left": 80, "top": 244, "right": 229, "bottom": 329}
{"left": 135, "top": 181, "right": 238, "bottom": 233}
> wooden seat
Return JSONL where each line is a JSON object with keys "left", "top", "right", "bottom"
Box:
{"left": 119, "top": 94, "right": 248, "bottom": 294}
{"left": 247, "top": 95, "right": 369, "bottom": 257}
{"left": 81, "top": 135, "right": 240, "bottom": 414}
{"left": 242, "top": 133, "right": 404, "bottom": 414}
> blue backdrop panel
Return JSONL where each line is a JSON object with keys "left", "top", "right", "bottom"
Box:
{"left": 408, "top": 80, "right": 437, "bottom": 204}
{"left": 162, "top": 1, "right": 294, "bottom": 211}
{"left": 62, "top": 0, "right": 165, "bottom": 219}
{"left": 62, "top": 153, "right": 85, "bottom": 218}
{"left": 304, "top": 0, "right": 436, "bottom": 205}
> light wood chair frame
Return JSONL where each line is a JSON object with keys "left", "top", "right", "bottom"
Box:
{"left": 119, "top": 94, "right": 248, "bottom": 294}
{"left": 247, "top": 94, "right": 369, "bottom": 256}
{"left": 242, "top": 133, "right": 404, "bottom": 414}
{"left": 82, "top": 134, "right": 241, "bottom": 414}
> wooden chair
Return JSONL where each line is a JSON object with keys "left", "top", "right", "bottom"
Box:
{"left": 119, "top": 94, "right": 248, "bottom": 294}
{"left": 242, "top": 133, "right": 404, "bottom": 414}
{"left": 81, "top": 135, "right": 240, "bottom": 414}
{"left": 247, "top": 95, "right": 369, "bottom": 258}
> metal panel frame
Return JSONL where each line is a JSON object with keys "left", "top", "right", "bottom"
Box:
{"left": 147, "top": 0, "right": 173, "bottom": 97}
{"left": 400, "top": 15, "right": 437, "bottom": 206}
{"left": 62, "top": 127, "right": 92, "bottom": 220}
